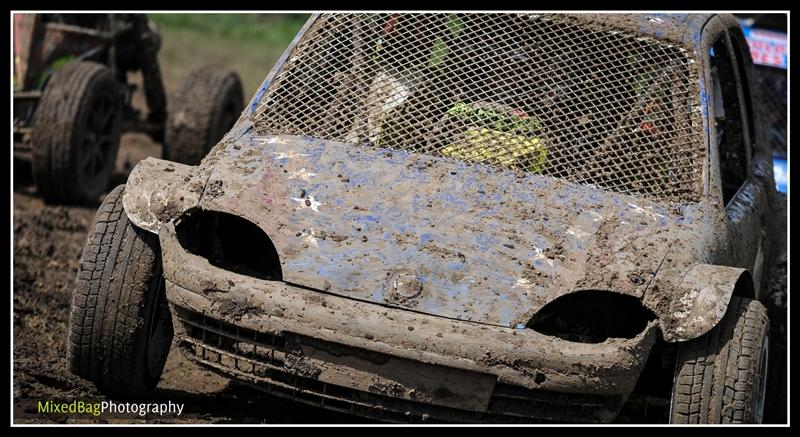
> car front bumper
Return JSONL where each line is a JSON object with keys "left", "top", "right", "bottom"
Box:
{"left": 159, "top": 223, "right": 657, "bottom": 423}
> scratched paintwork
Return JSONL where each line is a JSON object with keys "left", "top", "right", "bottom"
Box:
{"left": 191, "top": 132, "right": 712, "bottom": 331}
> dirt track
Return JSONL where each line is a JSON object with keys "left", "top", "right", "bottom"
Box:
{"left": 13, "top": 134, "right": 787, "bottom": 424}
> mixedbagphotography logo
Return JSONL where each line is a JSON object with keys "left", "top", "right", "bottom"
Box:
{"left": 37, "top": 400, "right": 103, "bottom": 417}
{"left": 37, "top": 399, "right": 184, "bottom": 417}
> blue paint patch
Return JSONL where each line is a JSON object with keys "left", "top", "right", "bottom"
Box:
{"left": 474, "top": 233, "right": 494, "bottom": 251}
{"left": 498, "top": 307, "right": 516, "bottom": 327}
{"left": 489, "top": 191, "right": 504, "bottom": 202}
{"left": 447, "top": 281, "right": 471, "bottom": 299}
{"left": 249, "top": 85, "right": 268, "bottom": 113}
{"left": 424, "top": 298, "right": 442, "bottom": 315}
{"left": 316, "top": 259, "right": 337, "bottom": 278}
{"left": 773, "top": 157, "right": 787, "bottom": 193}
{"left": 477, "top": 208, "right": 497, "bottom": 218}
{"left": 447, "top": 262, "right": 465, "bottom": 271}
{"left": 395, "top": 224, "right": 412, "bottom": 234}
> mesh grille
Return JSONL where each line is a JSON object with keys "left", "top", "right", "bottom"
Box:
{"left": 253, "top": 13, "right": 704, "bottom": 202}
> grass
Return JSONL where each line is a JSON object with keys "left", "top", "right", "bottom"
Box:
{"left": 149, "top": 14, "right": 309, "bottom": 98}
{"left": 150, "top": 14, "right": 308, "bottom": 47}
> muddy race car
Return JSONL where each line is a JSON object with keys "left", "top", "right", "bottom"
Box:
{"left": 13, "top": 14, "right": 244, "bottom": 204}
{"left": 67, "top": 14, "right": 782, "bottom": 423}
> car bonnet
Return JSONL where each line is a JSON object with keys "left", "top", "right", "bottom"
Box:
{"left": 189, "top": 131, "right": 696, "bottom": 329}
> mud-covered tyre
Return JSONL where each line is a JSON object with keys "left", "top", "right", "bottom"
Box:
{"left": 669, "top": 296, "right": 769, "bottom": 423}
{"left": 67, "top": 185, "right": 173, "bottom": 397}
{"left": 164, "top": 65, "right": 243, "bottom": 165}
{"left": 31, "top": 61, "right": 122, "bottom": 205}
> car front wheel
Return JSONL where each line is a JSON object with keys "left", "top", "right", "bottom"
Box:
{"left": 67, "top": 185, "right": 173, "bottom": 396}
{"left": 670, "top": 296, "right": 769, "bottom": 423}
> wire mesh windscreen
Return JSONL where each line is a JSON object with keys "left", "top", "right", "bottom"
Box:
{"left": 254, "top": 14, "right": 704, "bottom": 202}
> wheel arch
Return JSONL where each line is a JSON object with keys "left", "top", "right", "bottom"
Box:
{"left": 121, "top": 157, "right": 204, "bottom": 234}
{"left": 668, "top": 263, "right": 755, "bottom": 342}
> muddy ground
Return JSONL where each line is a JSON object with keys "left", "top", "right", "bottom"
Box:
{"left": 12, "top": 133, "right": 788, "bottom": 423}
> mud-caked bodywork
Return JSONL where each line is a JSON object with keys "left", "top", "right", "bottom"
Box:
{"left": 121, "top": 13, "right": 779, "bottom": 422}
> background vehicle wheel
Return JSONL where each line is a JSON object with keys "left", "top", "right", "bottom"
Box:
{"left": 670, "top": 296, "right": 769, "bottom": 423}
{"left": 164, "top": 65, "right": 244, "bottom": 165}
{"left": 31, "top": 61, "right": 122, "bottom": 205}
{"left": 67, "top": 185, "right": 173, "bottom": 397}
